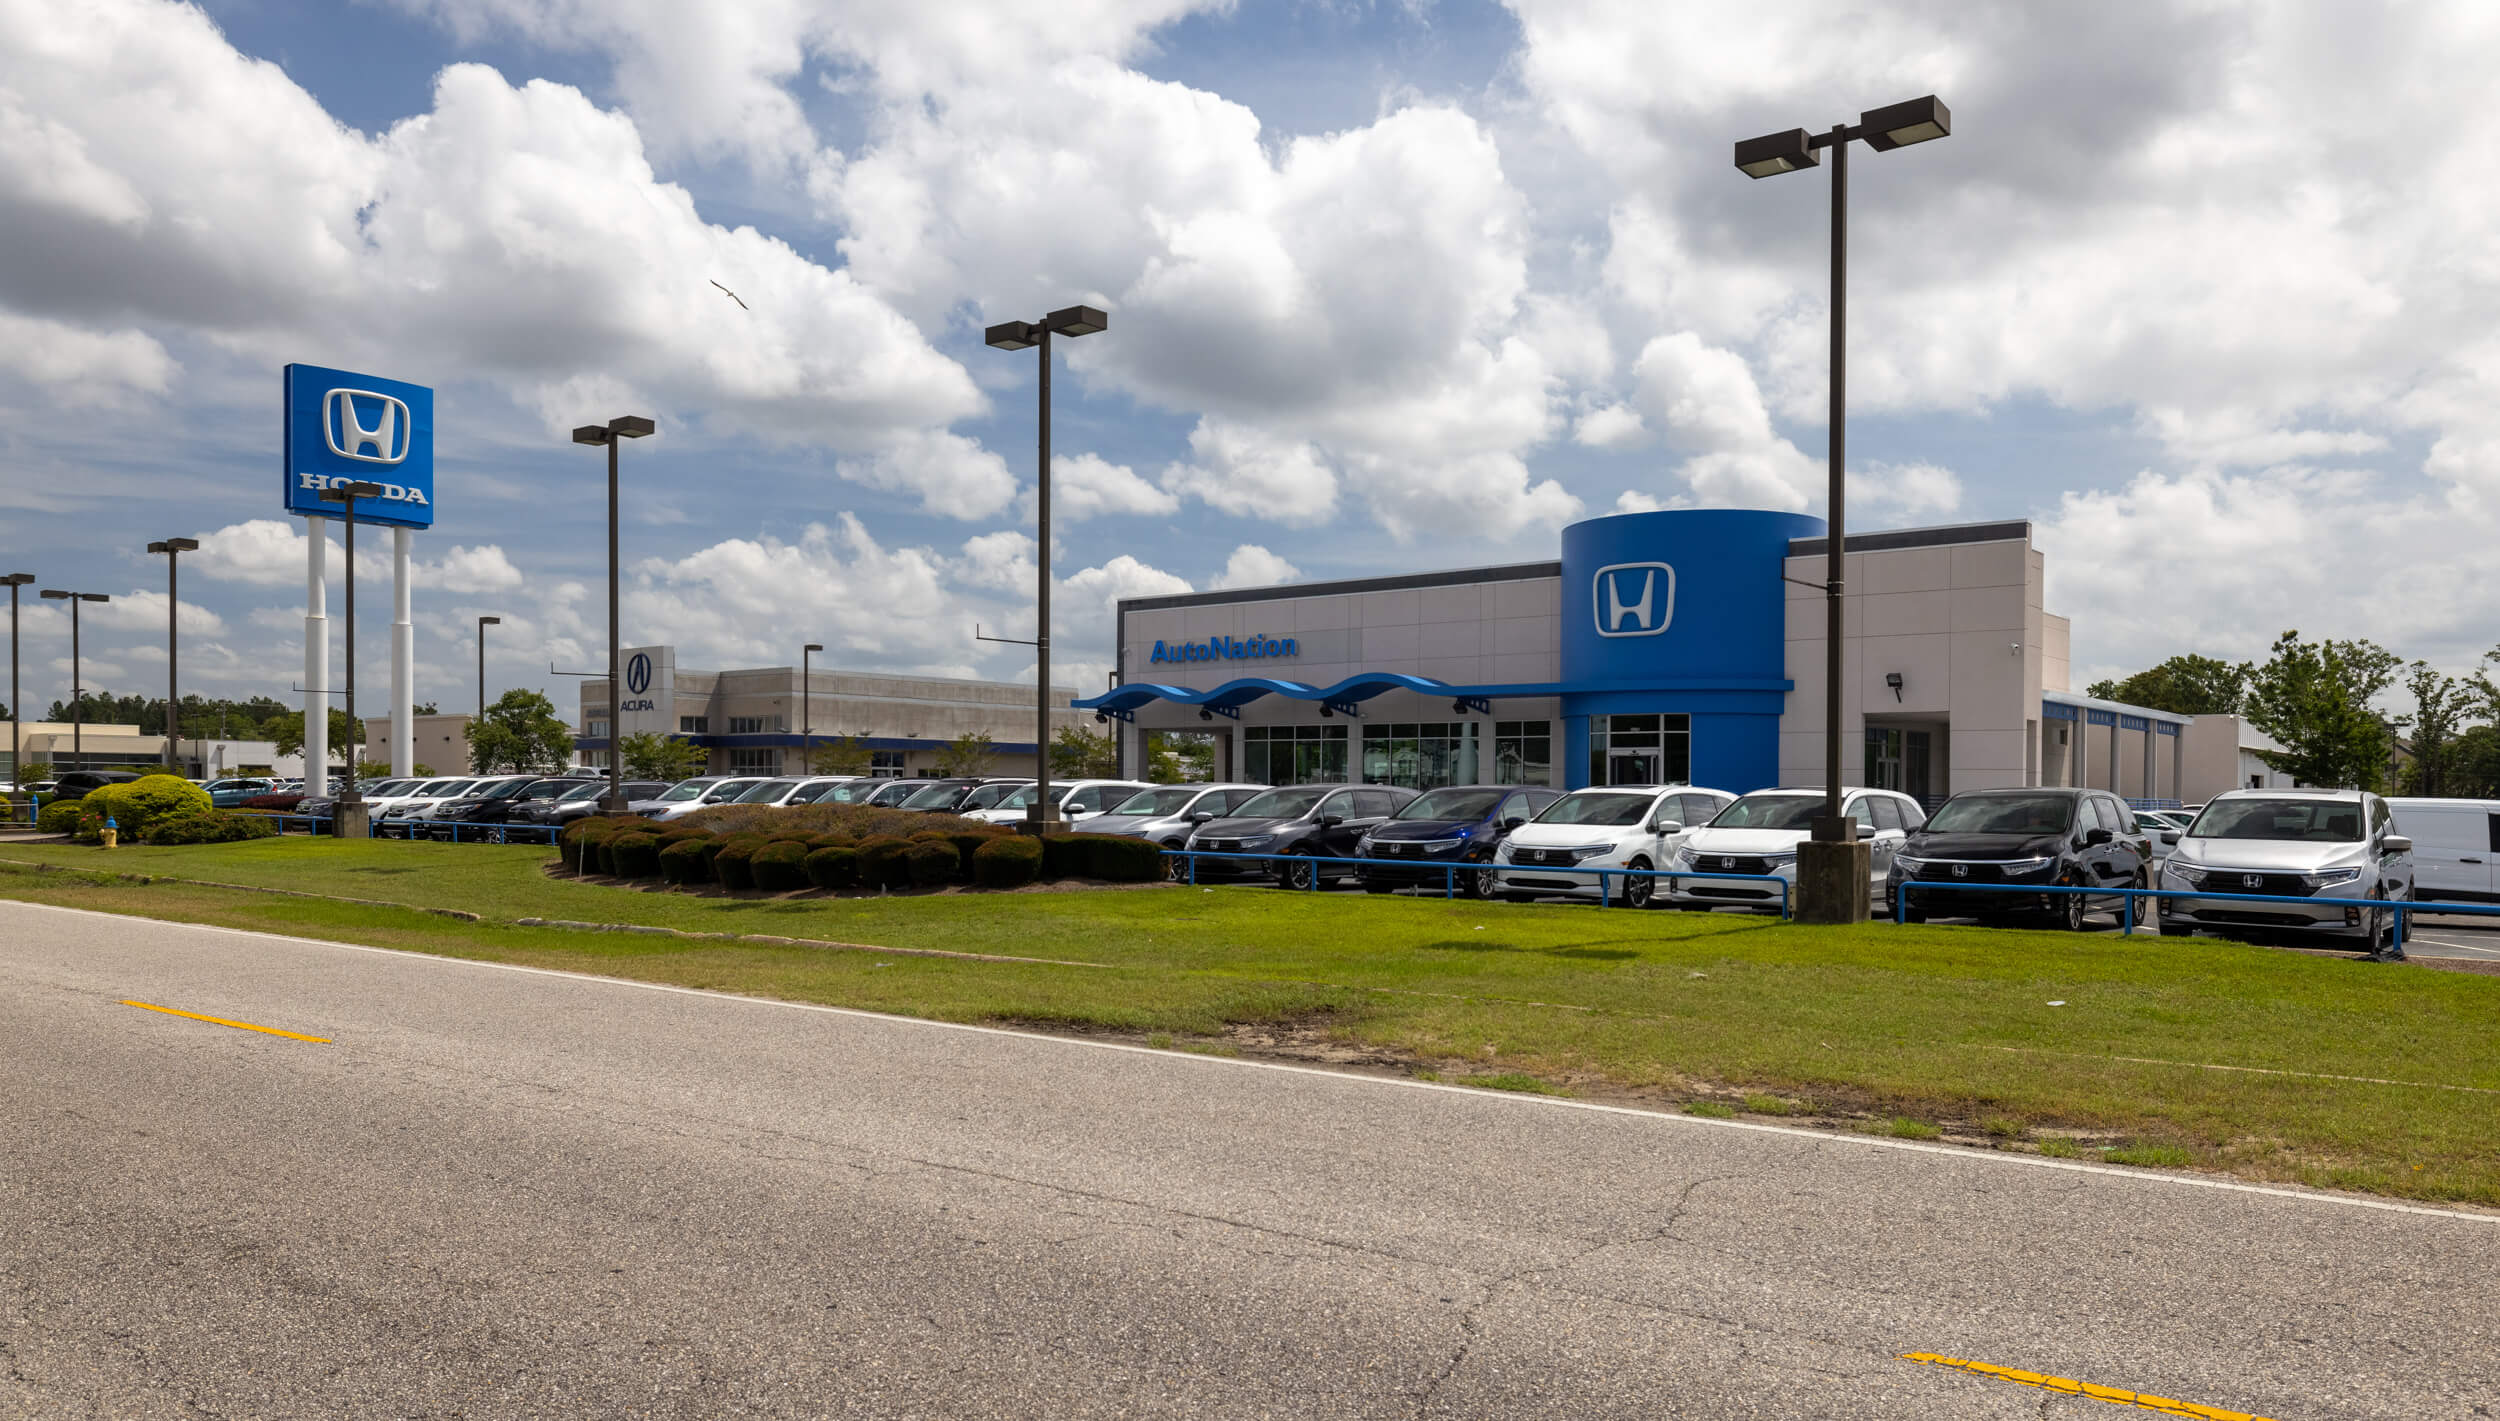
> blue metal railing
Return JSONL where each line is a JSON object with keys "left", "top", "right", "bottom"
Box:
{"left": 1164, "top": 848, "right": 1793, "bottom": 918}
{"left": 1888, "top": 876, "right": 2500, "bottom": 952}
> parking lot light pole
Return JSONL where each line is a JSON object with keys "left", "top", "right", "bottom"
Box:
{"left": 571, "top": 415, "right": 656, "bottom": 813}
{"left": 801, "top": 642, "right": 822, "bottom": 773}
{"left": 146, "top": 538, "right": 200, "bottom": 773}
{"left": 3, "top": 574, "right": 30, "bottom": 791}
{"left": 475, "top": 615, "right": 500, "bottom": 728}
{"left": 1733, "top": 94, "right": 1949, "bottom": 924}
{"left": 984, "top": 304, "right": 1107, "bottom": 833}
{"left": 38, "top": 588, "right": 110, "bottom": 770}
{"left": 319, "top": 483, "right": 384, "bottom": 811}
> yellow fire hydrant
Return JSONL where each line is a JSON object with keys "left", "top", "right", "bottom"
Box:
{"left": 100, "top": 816, "right": 118, "bottom": 850}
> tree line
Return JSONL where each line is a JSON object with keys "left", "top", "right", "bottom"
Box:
{"left": 2087, "top": 633, "right": 2500, "bottom": 796}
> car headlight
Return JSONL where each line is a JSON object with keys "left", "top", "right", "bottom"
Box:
{"left": 2165, "top": 862, "right": 2204, "bottom": 886}
{"left": 1998, "top": 855, "right": 2057, "bottom": 876}
{"left": 1760, "top": 849, "right": 1799, "bottom": 867}
{"left": 2304, "top": 867, "right": 2362, "bottom": 888}
{"left": 1666, "top": 848, "right": 1696, "bottom": 870}
{"left": 1237, "top": 834, "right": 1274, "bottom": 849}
{"left": 1355, "top": 836, "right": 1376, "bottom": 854}
{"left": 1893, "top": 853, "right": 1926, "bottom": 871}
{"left": 1494, "top": 842, "right": 1516, "bottom": 863}
{"left": 1569, "top": 845, "right": 1613, "bottom": 862}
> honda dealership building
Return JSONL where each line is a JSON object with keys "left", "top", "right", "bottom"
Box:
{"left": 1080, "top": 508, "right": 2191, "bottom": 805}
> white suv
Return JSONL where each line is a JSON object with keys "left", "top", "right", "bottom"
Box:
{"left": 1492, "top": 785, "right": 1735, "bottom": 907}
{"left": 965, "top": 779, "right": 1154, "bottom": 826}
{"left": 1664, "top": 787, "right": 1927, "bottom": 913}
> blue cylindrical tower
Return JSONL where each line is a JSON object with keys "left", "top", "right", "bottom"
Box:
{"left": 1555, "top": 508, "right": 1825, "bottom": 791}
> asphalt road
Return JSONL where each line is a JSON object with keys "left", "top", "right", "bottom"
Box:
{"left": 4, "top": 901, "right": 2496, "bottom": 1419}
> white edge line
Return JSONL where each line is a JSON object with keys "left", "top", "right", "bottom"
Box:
{"left": 9, "top": 897, "right": 2495, "bottom": 1228}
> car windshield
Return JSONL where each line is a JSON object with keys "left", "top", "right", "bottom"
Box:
{"left": 2190, "top": 799, "right": 2365, "bottom": 842}
{"left": 1396, "top": 788, "right": 1507, "bottom": 821}
{"left": 783, "top": 781, "right": 838, "bottom": 805}
{"left": 820, "top": 781, "right": 885, "bottom": 804}
{"left": 1110, "top": 786, "right": 1197, "bottom": 816}
{"left": 655, "top": 780, "right": 713, "bottom": 802}
{"left": 554, "top": 783, "right": 606, "bottom": 803}
{"left": 1534, "top": 791, "right": 1654, "bottom": 827}
{"left": 1709, "top": 794, "right": 1822, "bottom": 830}
{"left": 963, "top": 783, "right": 1025, "bottom": 810}
{"left": 370, "top": 781, "right": 413, "bottom": 796}
{"left": 901, "top": 782, "right": 967, "bottom": 810}
{"left": 1232, "top": 787, "right": 1328, "bottom": 820}
{"left": 516, "top": 780, "right": 574, "bottom": 799}
{"left": 735, "top": 779, "right": 801, "bottom": 804}
{"left": 1923, "top": 794, "right": 2076, "bottom": 835}
{"left": 479, "top": 779, "right": 535, "bottom": 800}
{"left": 702, "top": 781, "right": 759, "bottom": 802}
{"left": 419, "top": 780, "right": 471, "bottom": 795}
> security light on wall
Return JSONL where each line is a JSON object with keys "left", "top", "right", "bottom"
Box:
{"left": 1884, "top": 672, "right": 1904, "bottom": 702}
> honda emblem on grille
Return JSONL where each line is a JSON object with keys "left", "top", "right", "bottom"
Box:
{"left": 1952, "top": 864, "right": 1968, "bottom": 877}
{"left": 1719, "top": 856, "right": 1735, "bottom": 869}
{"left": 2242, "top": 874, "right": 2263, "bottom": 889}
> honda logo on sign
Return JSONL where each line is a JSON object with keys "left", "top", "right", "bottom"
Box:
{"left": 323, "top": 388, "right": 410, "bottom": 464}
{"left": 1592, "top": 562, "right": 1675, "bottom": 637}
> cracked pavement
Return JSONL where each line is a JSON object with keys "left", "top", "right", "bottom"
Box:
{"left": 3, "top": 900, "right": 2497, "bottom": 1418}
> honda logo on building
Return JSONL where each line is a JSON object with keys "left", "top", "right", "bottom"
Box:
{"left": 1591, "top": 562, "right": 1675, "bottom": 638}
{"left": 323, "top": 388, "right": 410, "bottom": 464}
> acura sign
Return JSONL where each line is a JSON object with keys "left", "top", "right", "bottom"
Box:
{"left": 283, "top": 363, "right": 435, "bottom": 530}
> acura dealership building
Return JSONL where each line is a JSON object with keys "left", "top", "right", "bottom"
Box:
{"left": 1080, "top": 508, "right": 2191, "bottom": 805}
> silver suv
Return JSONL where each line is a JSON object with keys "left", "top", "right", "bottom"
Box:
{"left": 2157, "top": 788, "right": 2413, "bottom": 958}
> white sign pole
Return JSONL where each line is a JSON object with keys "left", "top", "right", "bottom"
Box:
{"left": 304, "top": 516, "right": 328, "bottom": 786}
{"left": 391, "top": 527, "right": 414, "bottom": 777}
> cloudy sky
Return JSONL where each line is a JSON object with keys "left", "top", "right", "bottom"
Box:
{"left": 2, "top": 0, "right": 2494, "bottom": 725}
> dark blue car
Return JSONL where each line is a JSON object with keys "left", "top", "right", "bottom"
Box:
{"left": 1353, "top": 784, "right": 1564, "bottom": 898}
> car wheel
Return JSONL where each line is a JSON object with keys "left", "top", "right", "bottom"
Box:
{"left": 1161, "top": 846, "right": 1188, "bottom": 883}
{"left": 1278, "top": 852, "right": 1316, "bottom": 891}
{"left": 1619, "top": 858, "right": 1654, "bottom": 909}
{"left": 1461, "top": 866, "right": 1498, "bottom": 899}
{"left": 2060, "top": 883, "right": 2089, "bottom": 932}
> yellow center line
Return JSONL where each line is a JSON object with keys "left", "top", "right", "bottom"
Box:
{"left": 121, "top": 999, "right": 332, "bottom": 1044}
{"left": 1901, "top": 1353, "right": 2274, "bottom": 1419}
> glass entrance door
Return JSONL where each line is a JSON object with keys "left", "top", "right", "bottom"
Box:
{"left": 1606, "top": 750, "right": 1663, "bottom": 786}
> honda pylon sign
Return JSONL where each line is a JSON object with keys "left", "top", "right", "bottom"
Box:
{"left": 282, "top": 364, "right": 436, "bottom": 530}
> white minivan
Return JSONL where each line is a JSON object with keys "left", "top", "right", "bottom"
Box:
{"left": 2387, "top": 798, "right": 2500, "bottom": 906}
{"left": 1663, "top": 786, "right": 1927, "bottom": 913}
{"left": 1492, "top": 785, "right": 1735, "bottom": 907}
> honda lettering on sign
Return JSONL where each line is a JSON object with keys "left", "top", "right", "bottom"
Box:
{"left": 282, "top": 364, "right": 436, "bottom": 530}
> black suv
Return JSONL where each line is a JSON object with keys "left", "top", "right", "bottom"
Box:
{"left": 1184, "top": 784, "right": 1421, "bottom": 889}
{"left": 1354, "top": 784, "right": 1564, "bottom": 898}
{"left": 1888, "top": 787, "right": 2154, "bottom": 930}
{"left": 424, "top": 775, "right": 594, "bottom": 838}
{"left": 47, "top": 770, "right": 142, "bottom": 801}
{"left": 508, "top": 781, "right": 669, "bottom": 826}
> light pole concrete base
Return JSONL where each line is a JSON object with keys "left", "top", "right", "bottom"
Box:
{"left": 332, "top": 802, "right": 371, "bottom": 840}
{"left": 1794, "top": 838, "right": 1871, "bottom": 924}
{"left": 1016, "top": 815, "right": 1069, "bottom": 836}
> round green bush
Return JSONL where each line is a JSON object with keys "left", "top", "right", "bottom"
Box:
{"left": 906, "top": 840, "right": 959, "bottom": 888}
{"left": 1079, "top": 833, "right": 1162, "bottom": 882}
{"left": 802, "top": 845, "right": 859, "bottom": 891}
{"left": 608, "top": 832, "right": 663, "bottom": 879}
{"left": 83, "top": 775, "right": 212, "bottom": 839}
{"left": 36, "top": 799, "right": 82, "bottom": 835}
{"left": 972, "top": 834, "right": 1044, "bottom": 889}
{"left": 855, "top": 835, "right": 913, "bottom": 890}
{"left": 805, "top": 833, "right": 856, "bottom": 851}
{"left": 946, "top": 831, "right": 1003, "bottom": 879}
{"left": 562, "top": 817, "right": 621, "bottom": 873}
{"left": 657, "top": 837, "right": 713, "bottom": 885}
{"left": 143, "top": 810, "right": 280, "bottom": 845}
{"left": 750, "top": 840, "right": 813, "bottom": 892}
{"left": 908, "top": 829, "right": 951, "bottom": 844}
{"left": 714, "top": 836, "right": 769, "bottom": 891}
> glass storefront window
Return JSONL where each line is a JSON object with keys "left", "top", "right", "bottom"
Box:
{"left": 1242, "top": 725, "right": 1347, "bottom": 785}
{"left": 1493, "top": 720, "right": 1551, "bottom": 786}
{"left": 729, "top": 748, "right": 781, "bottom": 774}
{"left": 1358, "top": 722, "right": 1479, "bottom": 788}
{"left": 1587, "top": 713, "right": 1691, "bottom": 787}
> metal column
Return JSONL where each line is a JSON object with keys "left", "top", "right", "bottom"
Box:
{"left": 391, "top": 527, "right": 413, "bottom": 777}
{"left": 304, "top": 517, "right": 328, "bottom": 787}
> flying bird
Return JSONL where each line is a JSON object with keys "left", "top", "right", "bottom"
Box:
{"left": 710, "top": 279, "right": 749, "bottom": 310}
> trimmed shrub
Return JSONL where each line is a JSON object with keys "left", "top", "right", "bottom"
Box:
{"left": 655, "top": 828, "right": 713, "bottom": 850}
{"left": 1039, "top": 833, "right": 1088, "bottom": 880}
{"left": 908, "top": 828, "right": 951, "bottom": 844}
{"left": 84, "top": 775, "right": 212, "bottom": 839}
{"left": 750, "top": 840, "right": 813, "bottom": 892}
{"left": 1079, "top": 833, "right": 1162, "bottom": 882}
{"left": 678, "top": 800, "right": 996, "bottom": 842}
{"left": 143, "top": 810, "right": 280, "bottom": 845}
{"left": 805, "top": 832, "right": 856, "bottom": 851}
{"left": 802, "top": 845, "right": 859, "bottom": 891}
{"left": 608, "top": 832, "right": 663, "bottom": 879}
{"left": 854, "top": 835, "right": 914, "bottom": 890}
{"left": 239, "top": 792, "right": 306, "bottom": 812}
{"left": 906, "top": 840, "right": 959, "bottom": 888}
{"left": 713, "top": 836, "right": 770, "bottom": 891}
{"left": 972, "top": 834, "right": 1043, "bottom": 889}
{"left": 945, "top": 831, "right": 1002, "bottom": 881}
{"left": 658, "top": 837, "right": 713, "bottom": 885}
{"left": 561, "top": 817, "right": 617, "bottom": 873}
{"left": 37, "top": 799, "right": 82, "bottom": 835}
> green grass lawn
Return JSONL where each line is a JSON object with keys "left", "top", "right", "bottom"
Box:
{"left": 6, "top": 836, "right": 2498, "bottom": 1206}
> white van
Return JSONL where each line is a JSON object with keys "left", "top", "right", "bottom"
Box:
{"left": 2387, "top": 798, "right": 2500, "bottom": 905}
